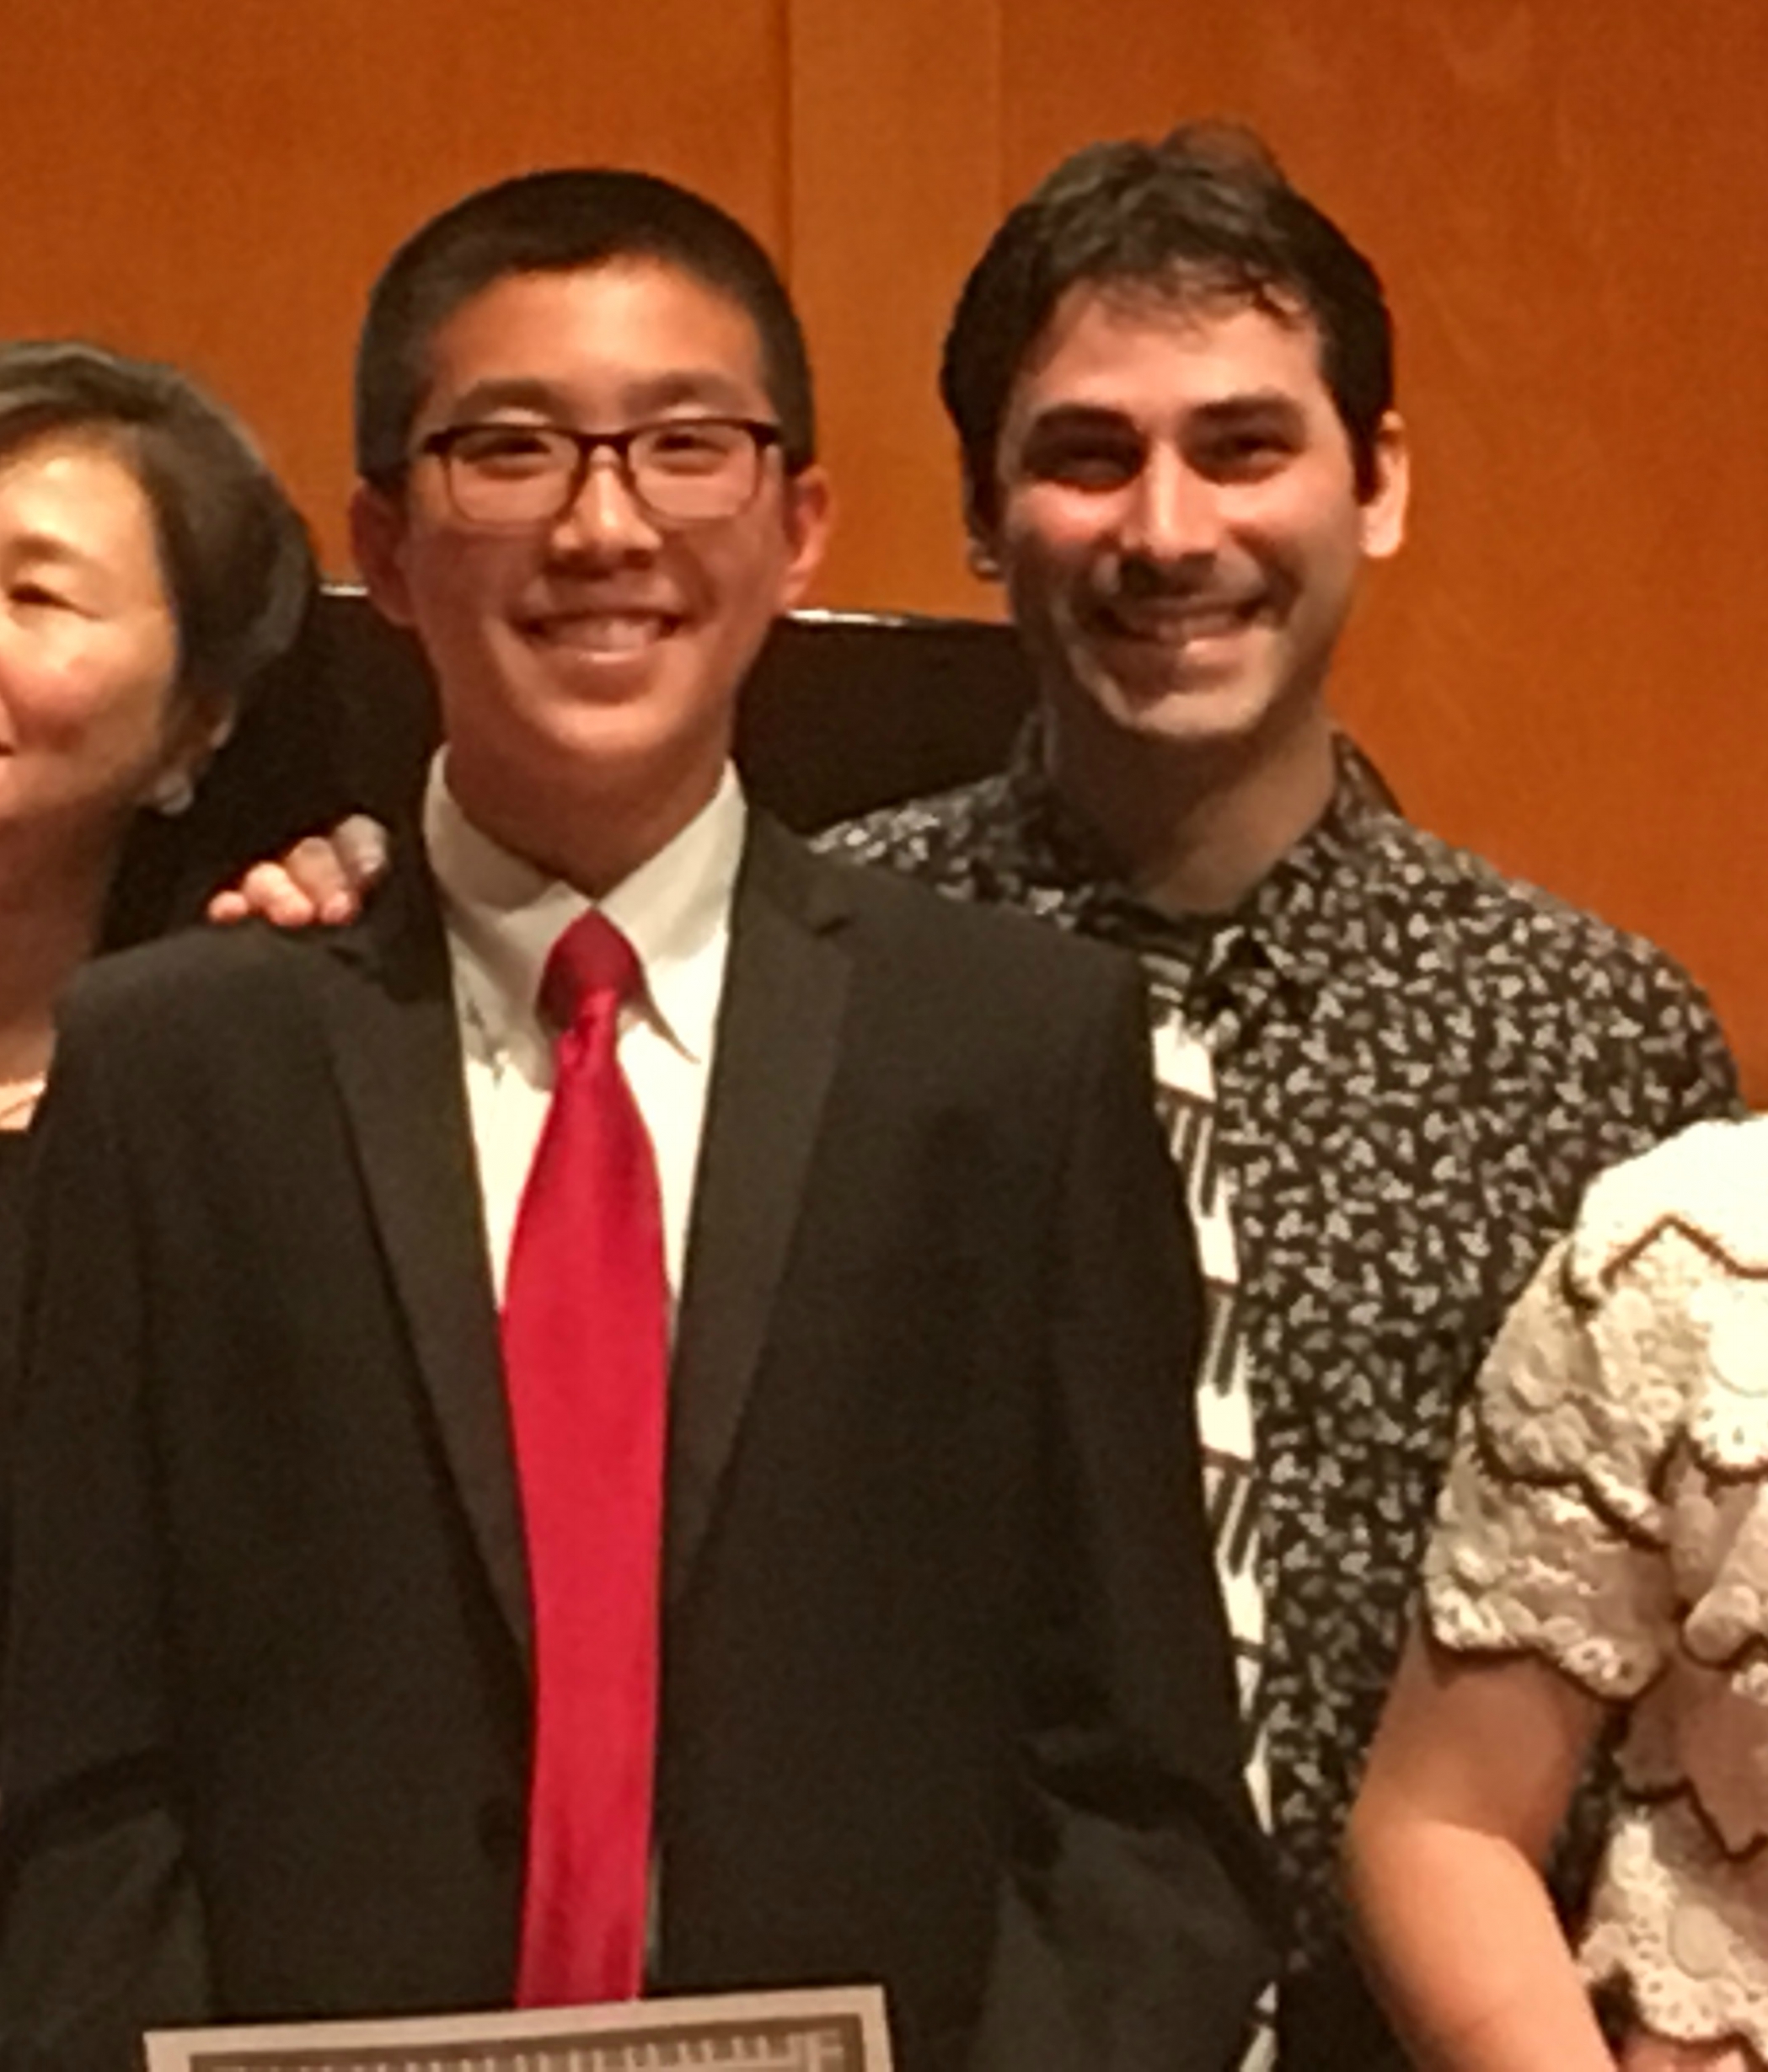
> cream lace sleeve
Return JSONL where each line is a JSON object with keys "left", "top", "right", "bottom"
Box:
{"left": 1422, "top": 1119, "right": 1768, "bottom": 2059}
{"left": 1425, "top": 1118, "right": 1768, "bottom": 1696}
{"left": 1423, "top": 1232, "right": 1681, "bottom": 1697}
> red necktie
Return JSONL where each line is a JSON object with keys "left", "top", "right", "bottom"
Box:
{"left": 501, "top": 910, "right": 669, "bottom": 2006}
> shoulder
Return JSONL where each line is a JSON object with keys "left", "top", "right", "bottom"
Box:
{"left": 68, "top": 843, "right": 439, "bottom": 1031}
{"left": 1350, "top": 811, "right": 1738, "bottom": 1113}
{"left": 1567, "top": 1116, "right": 1768, "bottom": 1290}
{"left": 66, "top": 918, "right": 308, "bottom": 1028}
{"left": 799, "top": 827, "right": 1128, "bottom": 996}
{"left": 762, "top": 825, "right": 1145, "bottom": 1096}
{"left": 1473, "top": 1119, "right": 1768, "bottom": 1505}
{"left": 1361, "top": 813, "right": 1703, "bottom": 998}
{"left": 58, "top": 908, "right": 388, "bottom": 1075}
{"left": 813, "top": 777, "right": 1016, "bottom": 894}
{"left": 33, "top": 927, "right": 339, "bottom": 1175}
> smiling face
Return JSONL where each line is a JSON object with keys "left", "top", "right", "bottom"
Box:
{"left": 351, "top": 260, "right": 830, "bottom": 881}
{"left": 980, "top": 284, "right": 1406, "bottom": 768}
{"left": 0, "top": 432, "right": 188, "bottom": 857}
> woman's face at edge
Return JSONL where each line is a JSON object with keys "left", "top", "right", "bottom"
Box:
{"left": 0, "top": 427, "right": 196, "bottom": 861}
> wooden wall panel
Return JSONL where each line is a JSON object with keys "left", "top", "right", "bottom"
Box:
{"left": 785, "top": 0, "right": 1003, "bottom": 612}
{"left": 0, "top": 0, "right": 789, "bottom": 574}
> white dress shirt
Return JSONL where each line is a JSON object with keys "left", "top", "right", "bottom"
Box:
{"left": 423, "top": 757, "right": 744, "bottom": 1307}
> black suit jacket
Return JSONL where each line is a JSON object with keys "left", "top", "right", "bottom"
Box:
{"left": 0, "top": 816, "right": 1269, "bottom": 2072}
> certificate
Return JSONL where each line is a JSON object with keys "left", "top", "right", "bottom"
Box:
{"left": 144, "top": 1984, "right": 893, "bottom": 2072}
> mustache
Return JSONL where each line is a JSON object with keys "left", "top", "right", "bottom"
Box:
{"left": 1091, "top": 554, "right": 1260, "bottom": 616}
{"left": 1108, "top": 552, "right": 1222, "bottom": 605}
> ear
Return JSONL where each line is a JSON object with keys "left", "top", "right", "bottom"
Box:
{"left": 777, "top": 463, "right": 834, "bottom": 609}
{"left": 1358, "top": 413, "right": 1410, "bottom": 562}
{"left": 350, "top": 479, "right": 418, "bottom": 626}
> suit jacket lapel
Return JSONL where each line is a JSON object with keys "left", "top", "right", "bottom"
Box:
{"left": 312, "top": 858, "right": 532, "bottom": 1667}
{"left": 665, "top": 816, "right": 853, "bottom": 1604}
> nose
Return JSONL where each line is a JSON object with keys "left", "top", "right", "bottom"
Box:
{"left": 1119, "top": 446, "right": 1224, "bottom": 566}
{"left": 550, "top": 447, "right": 661, "bottom": 558}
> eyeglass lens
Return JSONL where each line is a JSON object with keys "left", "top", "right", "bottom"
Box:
{"left": 441, "top": 421, "right": 768, "bottom": 525}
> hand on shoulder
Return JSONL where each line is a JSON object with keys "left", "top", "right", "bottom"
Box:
{"left": 206, "top": 814, "right": 390, "bottom": 929}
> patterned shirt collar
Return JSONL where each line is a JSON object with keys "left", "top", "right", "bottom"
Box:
{"left": 990, "top": 715, "right": 1390, "bottom": 1001}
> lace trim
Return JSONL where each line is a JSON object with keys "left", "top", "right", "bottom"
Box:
{"left": 1581, "top": 1805, "right": 1768, "bottom": 2058}
{"left": 1567, "top": 1121, "right": 1768, "bottom": 1291}
{"left": 1424, "top": 1446, "right": 1672, "bottom": 1700}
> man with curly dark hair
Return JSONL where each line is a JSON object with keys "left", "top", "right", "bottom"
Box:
{"left": 823, "top": 124, "right": 1741, "bottom": 2071}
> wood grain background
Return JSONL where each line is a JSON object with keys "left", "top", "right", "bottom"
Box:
{"left": 8, "top": 1, "right": 1766, "bottom": 1085}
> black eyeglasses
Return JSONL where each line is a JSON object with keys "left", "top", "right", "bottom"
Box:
{"left": 415, "top": 415, "right": 785, "bottom": 529}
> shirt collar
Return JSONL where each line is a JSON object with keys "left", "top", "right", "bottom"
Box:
{"left": 1227, "top": 750, "right": 1389, "bottom": 993}
{"left": 423, "top": 754, "right": 746, "bottom": 1063}
{"left": 996, "top": 715, "right": 1393, "bottom": 997}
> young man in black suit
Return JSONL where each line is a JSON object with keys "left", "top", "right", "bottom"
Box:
{"left": 0, "top": 169, "right": 1267, "bottom": 2072}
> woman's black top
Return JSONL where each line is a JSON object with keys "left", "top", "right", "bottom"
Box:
{"left": 0, "top": 1126, "right": 38, "bottom": 1657}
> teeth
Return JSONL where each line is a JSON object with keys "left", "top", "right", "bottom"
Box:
{"left": 542, "top": 613, "right": 667, "bottom": 653}
{"left": 1108, "top": 605, "right": 1251, "bottom": 643}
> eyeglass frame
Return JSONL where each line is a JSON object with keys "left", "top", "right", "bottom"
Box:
{"left": 410, "top": 415, "right": 788, "bottom": 531}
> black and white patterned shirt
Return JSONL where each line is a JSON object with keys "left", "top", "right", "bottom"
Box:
{"left": 817, "top": 728, "right": 1741, "bottom": 2069}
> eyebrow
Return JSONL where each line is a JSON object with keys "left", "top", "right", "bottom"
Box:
{"left": 1023, "top": 389, "right": 1309, "bottom": 436}
{"left": 1187, "top": 391, "right": 1309, "bottom": 430}
{"left": 626, "top": 370, "right": 760, "bottom": 417}
{"left": 442, "top": 378, "right": 564, "bottom": 423}
{"left": 441, "top": 368, "right": 761, "bottom": 426}
{"left": 1021, "top": 404, "right": 1141, "bottom": 438}
{"left": 3, "top": 531, "right": 104, "bottom": 576}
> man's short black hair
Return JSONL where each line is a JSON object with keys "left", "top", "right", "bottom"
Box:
{"left": 0, "top": 339, "right": 315, "bottom": 718}
{"left": 941, "top": 123, "right": 1395, "bottom": 529}
{"left": 355, "top": 168, "right": 816, "bottom": 488}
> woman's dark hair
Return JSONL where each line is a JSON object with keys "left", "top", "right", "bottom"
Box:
{"left": 0, "top": 339, "right": 316, "bottom": 715}
{"left": 354, "top": 168, "right": 816, "bottom": 487}
{"left": 941, "top": 124, "right": 1396, "bottom": 529}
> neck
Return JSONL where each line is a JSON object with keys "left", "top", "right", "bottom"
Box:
{"left": 0, "top": 823, "right": 121, "bottom": 1081}
{"left": 443, "top": 745, "right": 726, "bottom": 899}
{"left": 1043, "top": 697, "right": 1338, "bottom": 917}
